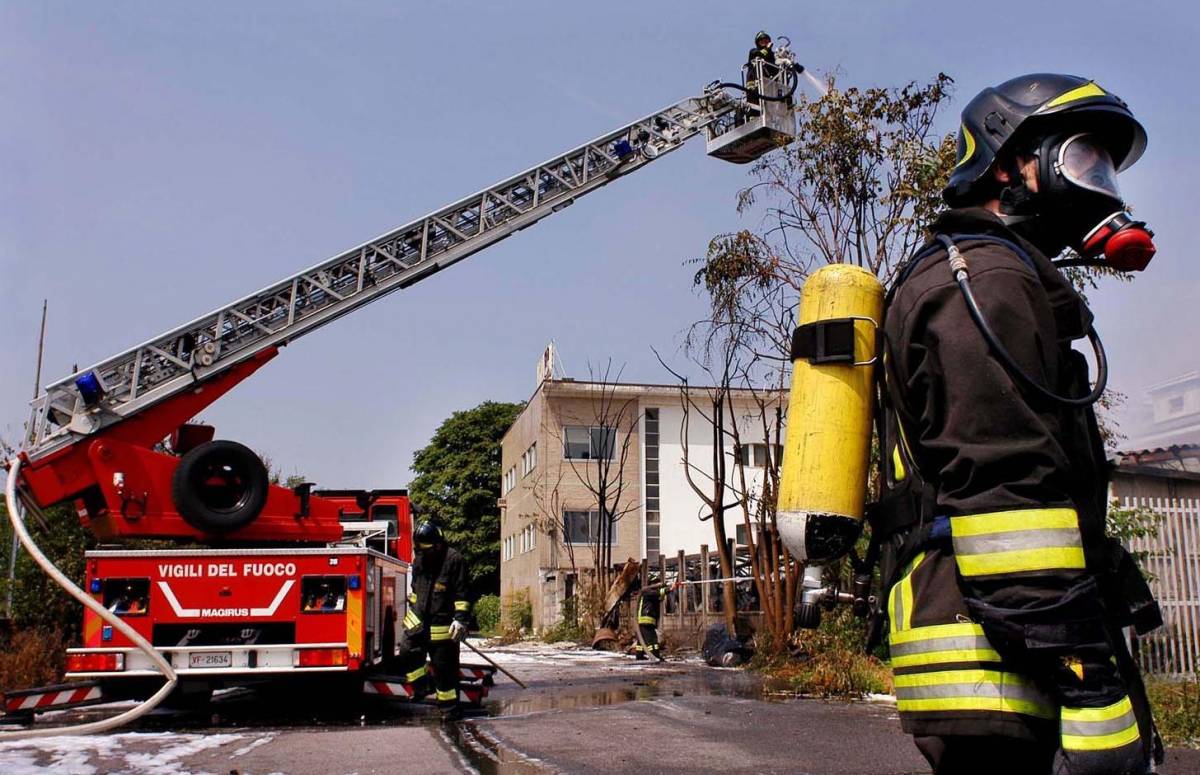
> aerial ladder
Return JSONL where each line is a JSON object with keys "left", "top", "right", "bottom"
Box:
{"left": 3, "top": 44, "right": 803, "bottom": 735}
{"left": 11, "top": 45, "right": 803, "bottom": 544}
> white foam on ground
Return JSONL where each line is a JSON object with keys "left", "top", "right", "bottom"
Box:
{"left": 231, "top": 733, "right": 275, "bottom": 757}
{"left": 0, "top": 731, "right": 243, "bottom": 775}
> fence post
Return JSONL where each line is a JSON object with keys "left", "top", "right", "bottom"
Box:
{"left": 677, "top": 549, "right": 687, "bottom": 625}
{"left": 659, "top": 553, "right": 668, "bottom": 614}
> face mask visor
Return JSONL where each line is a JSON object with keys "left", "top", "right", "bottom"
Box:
{"left": 1056, "top": 133, "right": 1122, "bottom": 201}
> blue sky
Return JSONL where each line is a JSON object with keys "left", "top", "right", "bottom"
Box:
{"left": 2, "top": 1, "right": 1197, "bottom": 486}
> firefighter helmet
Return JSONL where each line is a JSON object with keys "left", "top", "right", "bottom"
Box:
{"left": 755, "top": 30, "right": 771, "bottom": 44}
{"left": 414, "top": 521, "right": 443, "bottom": 547}
{"left": 944, "top": 73, "right": 1146, "bottom": 206}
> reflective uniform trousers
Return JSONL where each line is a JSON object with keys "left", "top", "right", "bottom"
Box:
{"left": 890, "top": 533, "right": 1146, "bottom": 775}
{"left": 635, "top": 594, "right": 661, "bottom": 658}
{"left": 396, "top": 624, "right": 460, "bottom": 707}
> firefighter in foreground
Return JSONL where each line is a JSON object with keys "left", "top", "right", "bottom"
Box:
{"left": 875, "top": 74, "right": 1161, "bottom": 773}
{"left": 634, "top": 579, "right": 664, "bottom": 661}
{"left": 397, "top": 521, "right": 471, "bottom": 711}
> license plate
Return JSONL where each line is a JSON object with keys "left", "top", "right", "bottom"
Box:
{"left": 188, "top": 651, "right": 233, "bottom": 669}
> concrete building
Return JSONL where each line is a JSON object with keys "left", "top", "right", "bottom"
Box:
{"left": 499, "top": 371, "right": 784, "bottom": 631}
{"left": 1127, "top": 371, "right": 1200, "bottom": 450}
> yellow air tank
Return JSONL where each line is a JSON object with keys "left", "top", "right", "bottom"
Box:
{"left": 777, "top": 264, "right": 884, "bottom": 564}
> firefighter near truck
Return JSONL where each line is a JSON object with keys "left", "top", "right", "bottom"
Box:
{"left": 2, "top": 41, "right": 809, "bottom": 733}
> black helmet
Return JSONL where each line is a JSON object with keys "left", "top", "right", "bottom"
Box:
{"left": 755, "top": 30, "right": 771, "bottom": 44}
{"left": 944, "top": 73, "right": 1146, "bottom": 206}
{"left": 414, "top": 521, "right": 443, "bottom": 547}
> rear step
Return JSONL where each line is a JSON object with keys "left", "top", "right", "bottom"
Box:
{"left": 364, "top": 662, "right": 496, "bottom": 706}
{"left": 3, "top": 681, "right": 105, "bottom": 718}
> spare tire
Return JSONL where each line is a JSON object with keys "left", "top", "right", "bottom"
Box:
{"left": 171, "top": 440, "right": 269, "bottom": 534}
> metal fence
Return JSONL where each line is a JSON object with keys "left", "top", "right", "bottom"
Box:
{"left": 1120, "top": 486, "right": 1200, "bottom": 678}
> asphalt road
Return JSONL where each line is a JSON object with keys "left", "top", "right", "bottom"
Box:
{"left": 2, "top": 642, "right": 1198, "bottom": 774}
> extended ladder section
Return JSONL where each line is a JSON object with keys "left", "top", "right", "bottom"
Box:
{"left": 25, "top": 58, "right": 799, "bottom": 462}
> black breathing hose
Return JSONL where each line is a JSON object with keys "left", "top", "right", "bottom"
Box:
{"left": 938, "top": 235, "right": 1108, "bottom": 408}
{"left": 717, "top": 63, "right": 804, "bottom": 103}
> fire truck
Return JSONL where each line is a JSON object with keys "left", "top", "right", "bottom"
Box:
{"left": 2, "top": 44, "right": 803, "bottom": 727}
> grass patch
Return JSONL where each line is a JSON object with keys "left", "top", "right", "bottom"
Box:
{"left": 750, "top": 608, "right": 892, "bottom": 698}
{"left": 1148, "top": 677, "right": 1200, "bottom": 749}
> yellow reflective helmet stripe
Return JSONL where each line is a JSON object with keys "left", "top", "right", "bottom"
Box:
{"left": 1061, "top": 696, "right": 1140, "bottom": 751}
{"left": 954, "top": 124, "right": 977, "bottom": 168}
{"left": 1045, "top": 82, "right": 1107, "bottom": 109}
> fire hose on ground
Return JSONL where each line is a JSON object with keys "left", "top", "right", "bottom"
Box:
{"left": 2, "top": 457, "right": 178, "bottom": 739}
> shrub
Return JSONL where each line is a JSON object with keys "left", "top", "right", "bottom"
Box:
{"left": 542, "top": 597, "right": 589, "bottom": 644}
{"left": 0, "top": 627, "right": 68, "bottom": 692}
{"left": 1148, "top": 677, "right": 1200, "bottom": 749}
{"left": 752, "top": 608, "right": 892, "bottom": 697}
{"left": 473, "top": 594, "right": 501, "bottom": 635}
{"left": 502, "top": 589, "right": 532, "bottom": 636}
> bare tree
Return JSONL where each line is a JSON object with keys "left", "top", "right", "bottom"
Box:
{"left": 655, "top": 333, "right": 746, "bottom": 631}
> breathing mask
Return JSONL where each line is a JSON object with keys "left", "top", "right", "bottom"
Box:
{"left": 1003, "top": 132, "right": 1155, "bottom": 271}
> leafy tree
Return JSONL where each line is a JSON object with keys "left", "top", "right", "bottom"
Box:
{"left": 409, "top": 400, "right": 524, "bottom": 600}
{"left": 0, "top": 500, "right": 92, "bottom": 638}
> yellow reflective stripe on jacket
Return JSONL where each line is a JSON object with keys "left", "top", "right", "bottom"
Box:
{"left": 637, "top": 595, "right": 657, "bottom": 625}
{"left": 436, "top": 688, "right": 458, "bottom": 702}
{"left": 408, "top": 592, "right": 417, "bottom": 605}
{"left": 454, "top": 600, "right": 470, "bottom": 613}
{"left": 1061, "top": 697, "right": 1141, "bottom": 751}
{"left": 429, "top": 624, "right": 452, "bottom": 642}
{"left": 405, "top": 664, "right": 427, "bottom": 683}
{"left": 950, "top": 508, "right": 1085, "bottom": 577}
{"left": 894, "top": 669, "right": 1056, "bottom": 719}
{"left": 888, "top": 552, "right": 924, "bottom": 634}
{"left": 403, "top": 610, "right": 421, "bottom": 629}
{"left": 888, "top": 621, "right": 1001, "bottom": 668}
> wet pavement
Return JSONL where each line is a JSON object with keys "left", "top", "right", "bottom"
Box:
{"left": 2, "top": 641, "right": 1199, "bottom": 774}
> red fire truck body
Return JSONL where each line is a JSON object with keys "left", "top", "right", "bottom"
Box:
{"left": 65, "top": 491, "right": 414, "bottom": 690}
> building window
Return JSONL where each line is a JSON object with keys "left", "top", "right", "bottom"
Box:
{"left": 735, "top": 524, "right": 748, "bottom": 546}
{"left": 503, "top": 466, "right": 518, "bottom": 493}
{"left": 1168, "top": 396, "right": 1185, "bottom": 415}
{"left": 563, "top": 426, "right": 616, "bottom": 460}
{"left": 644, "top": 408, "right": 661, "bottom": 558}
{"left": 503, "top": 535, "right": 513, "bottom": 561}
{"left": 563, "top": 509, "right": 615, "bottom": 545}
{"left": 518, "top": 524, "right": 536, "bottom": 554}
{"left": 521, "top": 442, "right": 537, "bottom": 476}
{"left": 737, "top": 443, "right": 783, "bottom": 468}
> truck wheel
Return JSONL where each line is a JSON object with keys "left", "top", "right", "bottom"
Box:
{"left": 172, "top": 440, "right": 269, "bottom": 533}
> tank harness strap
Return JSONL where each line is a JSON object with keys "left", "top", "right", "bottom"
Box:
{"left": 790, "top": 319, "right": 858, "bottom": 364}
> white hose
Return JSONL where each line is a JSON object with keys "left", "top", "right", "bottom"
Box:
{"left": 2, "top": 457, "right": 177, "bottom": 739}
